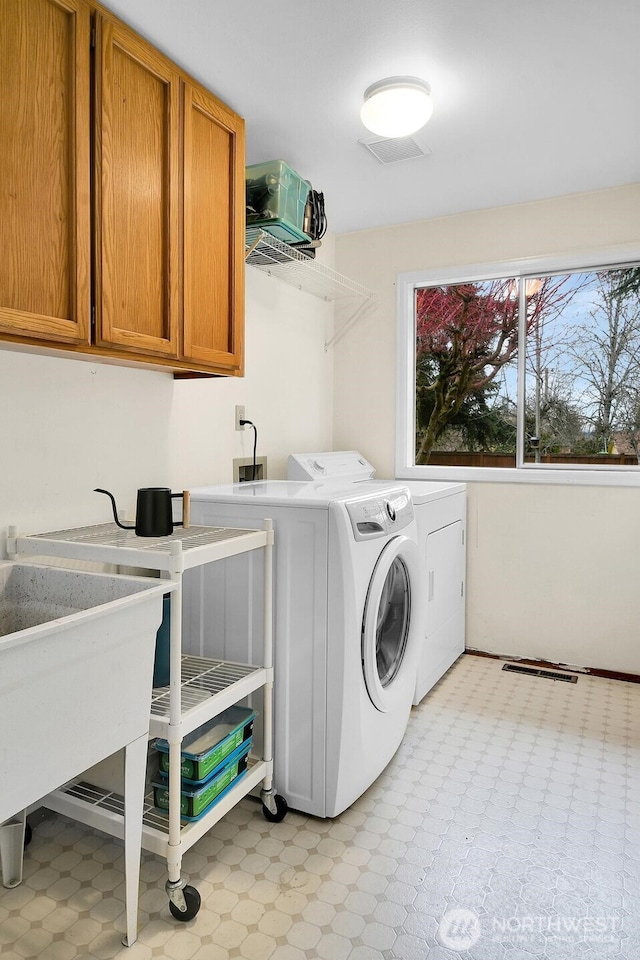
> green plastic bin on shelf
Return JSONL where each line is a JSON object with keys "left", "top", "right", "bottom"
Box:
{"left": 246, "top": 159, "right": 310, "bottom": 244}
{"left": 152, "top": 740, "right": 251, "bottom": 820}
{"left": 155, "top": 706, "right": 256, "bottom": 783}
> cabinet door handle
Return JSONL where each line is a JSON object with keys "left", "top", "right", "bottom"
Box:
{"left": 428, "top": 569, "right": 435, "bottom": 602}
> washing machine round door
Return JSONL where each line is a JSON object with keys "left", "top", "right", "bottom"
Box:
{"left": 362, "top": 535, "right": 420, "bottom": 712}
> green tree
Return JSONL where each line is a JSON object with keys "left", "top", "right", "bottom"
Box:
{"left": 524, "top": 393, "right": 587, "bottom": 454}
{"left": 612, "top": 267, "right": 640, "bottom": 300}
{"left": 415, "top": 276, "right": 574, "bottom": 463}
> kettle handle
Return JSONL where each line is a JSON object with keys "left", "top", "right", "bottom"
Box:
{"left": 94, "top": 488, "right": 136, "bottom": 530}
{"left": 171, "top": 490, "right": 190, "bottom": 530}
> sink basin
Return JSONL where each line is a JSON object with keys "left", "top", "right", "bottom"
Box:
{"left": 0, "top": 561, "right": 171, "bottom": 823}
{"left": 0, "top": 560, "right": 173, "bottom": 941}
{"left": 0, "top": 562, "right": 160, "bottom": 638}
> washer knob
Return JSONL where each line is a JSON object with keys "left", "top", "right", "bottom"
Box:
{"left": 386, "top": 501, "right": 396, "bottom": 522}
{"left": 310, "top": 459, "right": 326, "bottom": 474}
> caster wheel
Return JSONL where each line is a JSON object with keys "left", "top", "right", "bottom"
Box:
{"left": 169, "top": 885, "right": 201, "bottom": 922}
{"left": 262, "top": 794, "right": 288, "bottom": 823}
{"left": 24, "top": 823, "right": 32, "bottom": 848}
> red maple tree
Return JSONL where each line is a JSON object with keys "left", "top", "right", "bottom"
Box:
{"left": 415, "top": 276, "right": 573, "bottom": 462}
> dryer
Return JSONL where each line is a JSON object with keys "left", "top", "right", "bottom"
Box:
{"left": 288, "top": 452, "right": 466, "bottom": 703}
{"left": 185, "top": 480, "right": 423, "bottom": 818}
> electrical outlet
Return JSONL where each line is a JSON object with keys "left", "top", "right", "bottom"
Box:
{"left": 235, "top": 405, "right": 246, "bottom": 430}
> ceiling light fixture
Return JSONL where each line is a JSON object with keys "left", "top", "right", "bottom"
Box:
{"left": 360, "top": 76, "right": 433, "bottom": 138}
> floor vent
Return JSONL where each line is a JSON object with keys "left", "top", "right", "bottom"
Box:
{"left": 502, "top": 663, "right": 578, "bottom": 683}
{"left": 358, "top": 135, "right": 431, "bottom": 164}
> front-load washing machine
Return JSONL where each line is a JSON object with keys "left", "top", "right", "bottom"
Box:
{"left": 288, "top": 451, "right": 466, "bottom": 704}
{"left": 185, "top": 480, "right": 423, "bottom": 818}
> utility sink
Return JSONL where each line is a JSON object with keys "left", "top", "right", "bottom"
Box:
{"left": 0, "top": 562, "right": 161, "bottom": 638}
{"left": 0, "top": 561, "right": 171, "bottom": 829}
{"left": 0, "top": 561, "right": 173, "bottom": 941}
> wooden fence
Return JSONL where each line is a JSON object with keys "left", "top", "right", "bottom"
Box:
{"left": 425, "top": 452, "right": 639, "bottom": 468}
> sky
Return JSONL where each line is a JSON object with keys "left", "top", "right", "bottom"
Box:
{"left": 417, "top": 265, "right": 640, "bottom": 451}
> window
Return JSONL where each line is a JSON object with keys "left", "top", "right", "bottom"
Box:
{"left": 396, "top": 249, "right": 640, "bottom": 485}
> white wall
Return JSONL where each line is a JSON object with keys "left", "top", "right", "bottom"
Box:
{"left": 169, "top": 254, "right": 334, "bottom": 488}
{"left": 0, "top": 351, "right": 172, "bottom": 550}
{"left": 0, "top": 253, "right": 334, "bottom": 556}
{"left": 335, "top": 184, "right": 640, "bottom": 674}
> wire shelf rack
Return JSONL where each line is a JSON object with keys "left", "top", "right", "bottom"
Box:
{"left": 245, "top": 228, "right": 370, "bottom": 301}
{"left": 58, "top": 779, "right": 252, "bottom": 835}
{"left": 245, "top": 228, "right": 376, "bottom": 347}
{"left": 23, "top": 523, "right": 252, "bottom": 551}
{"left": 8, "top": 517, "right": 278, "bottom": 918}
{"left": 47, "top": 758, "right": 267, "bottom": 857}
{"left": 14, "top": 522, "right": 268, "bottom": 573}
{"left": 149, "top": 656, "right": 266, "bottom": 736}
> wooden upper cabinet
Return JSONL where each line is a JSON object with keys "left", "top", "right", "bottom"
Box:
{"left": 182, "top": 81, "right": 245, "bottom": 373}
{"left": 0, "top": 2, "right": 245, "bottom": 374}
{"left": 0, "top": 0, "right": 91, "bottom": 343}
{"left": 94, "top": 15, "right": 180, "bottom": 358}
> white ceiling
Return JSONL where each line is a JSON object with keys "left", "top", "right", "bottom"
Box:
{"left": 100, "top": 0, "right": 640, "bottom": 235}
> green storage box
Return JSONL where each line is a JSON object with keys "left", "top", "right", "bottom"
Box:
{"left": 156, "top": 706, "right": 255, "bottom": 783}
{"left": 152, "top": 740, "right": 251, "bottom": 820}
{"left": 246, "top": 159, "right": 310, "bottom": 244}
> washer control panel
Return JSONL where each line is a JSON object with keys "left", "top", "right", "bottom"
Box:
{"left": 346, "top": 488, "right": 414, "bottom": 540}
{"left": 288, "top": 450, "right": 375, "bottom": 481}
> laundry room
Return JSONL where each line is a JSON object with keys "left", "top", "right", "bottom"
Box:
{"left": 1, "top": 1, "right": 639, "bottom": 958}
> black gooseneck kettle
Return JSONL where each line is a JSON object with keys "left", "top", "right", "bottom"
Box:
{"left": 94, "top": 487, "right": 190, "bottom": 537}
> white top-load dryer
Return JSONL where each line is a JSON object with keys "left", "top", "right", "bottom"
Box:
{"left": 288, "top": 452, "right": 467, "bottom": 703}
{"left": 186, "top": 480, "right": 423, "bottom": 818}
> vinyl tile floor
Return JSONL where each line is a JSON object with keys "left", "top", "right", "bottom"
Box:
{"left": 1, "top": 653, "right": 639, "bottom": 960}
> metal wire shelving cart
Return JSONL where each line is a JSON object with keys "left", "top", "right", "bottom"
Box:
{"left": 8, "top": 520, "right": 287, "bottom": 928}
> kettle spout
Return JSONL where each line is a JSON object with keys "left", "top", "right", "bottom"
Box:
{"left": 94, "top": 488, "right": 135, "bottom": 530}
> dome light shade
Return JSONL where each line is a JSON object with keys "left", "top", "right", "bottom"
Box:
{"left": 360, "top": 77, "right": 433, "bottom": 138}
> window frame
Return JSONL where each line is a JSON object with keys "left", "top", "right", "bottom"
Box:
{"left": 396, "top": 243, "right": 640, "bottom": 487}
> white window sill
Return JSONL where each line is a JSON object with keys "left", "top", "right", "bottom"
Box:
{"left": 397, "top": 464, "right": 640, "bottom": 487}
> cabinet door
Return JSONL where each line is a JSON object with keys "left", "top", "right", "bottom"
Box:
{"left": 425, "top": 520, "right": 465, "bottom": 635}
{"left": 0, "top": 0, "right": 91, "bottom": 344}
{"left": 182, "top": 81, "right": 245, "bottom": 373}
{"left": 94, "top": 16, "right": 179, "bottom": 358}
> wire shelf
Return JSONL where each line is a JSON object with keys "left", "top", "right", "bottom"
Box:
{"left": 60, "top": 781, "right": 190, "bottom": 833}
{"left": 53, "top": 765, "right": 264, "bottom": 850}
{"left": 245, "top": 227, "right": 375, "bottom": 304}
{"left": 22, "top": 522, "right": 254, "bottom": 552}
{"left": 150, "top": 656, "right": 262, "bottom": 719}
{"left": 15, "top": 522, "right": 268, "bottom": 573}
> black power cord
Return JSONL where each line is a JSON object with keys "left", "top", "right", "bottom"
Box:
{"left": 239, "top": 419, "right": 258, "bottom": 481}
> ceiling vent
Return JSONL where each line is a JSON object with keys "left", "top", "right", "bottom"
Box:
{"left": 359, "top": 134, "right": 432, "bottom": 165}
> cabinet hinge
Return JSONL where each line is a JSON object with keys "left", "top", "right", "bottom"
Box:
{"left": 90, "top": 25, "right": 96, "bottom": 48}
{"left": 461, "top": 581, "right": 464, "bottom": 598}
{"left": 91, "top": 304, "right": 96, "bottom": 330}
